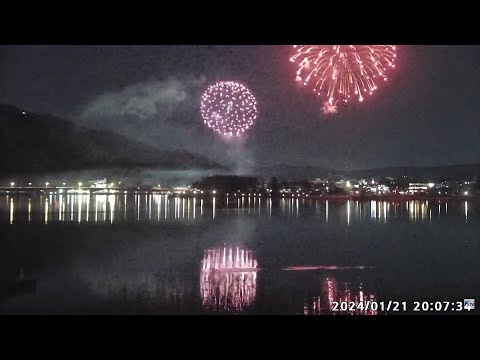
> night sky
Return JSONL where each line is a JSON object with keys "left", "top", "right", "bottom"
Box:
{"left": 1, "top": 45, "right": 480, "bottom": 171}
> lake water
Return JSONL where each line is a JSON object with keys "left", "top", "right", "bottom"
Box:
{"left": 1, "top": 194, "right": 479, "bottom": 315}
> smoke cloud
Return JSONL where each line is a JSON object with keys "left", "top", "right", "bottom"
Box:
{"left": 79, "top": 77, "right": 206, "bottom": 121}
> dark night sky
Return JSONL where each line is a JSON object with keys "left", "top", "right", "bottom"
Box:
{"left": 1, "top": 45, "right": 480, "bottom": 171}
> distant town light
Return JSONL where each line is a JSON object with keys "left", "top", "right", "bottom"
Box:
{"left": 45, "top": 182, "right": 49, "bottom": 187}
{"left": 10, "top": 182, "right": 15, "bottom": 187}
{"left": 78, "top": 182, "right": 83, "bottom": 187}
{"left": 464, "top": 191, "right": 469, "bottom": 196}
{"left": 28, "top": 183, "right": 32, "bottom": 186}
{"left": 21, "top": 111, "right": 26, "bottom": 115}
{"left": 63, "top": 182, "right": 66, "bottom": 186}
{"left": 212, "top": 190, "right": 216, "bottom": 194}
{"left": 428, "top": 183, "right": 434, "bottom": 188}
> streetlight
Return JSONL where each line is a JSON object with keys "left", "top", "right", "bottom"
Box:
{"left": 10, "top": 182, "right": 15, "bottom": 187}
{"left": 78, "top": 182, "right": 83, "bottom": 187}
{"left": 212, "top": 190, "right": 216, "bottom": 195}
{"left": 45, "top": 182, "right": 49, "bottom": 187}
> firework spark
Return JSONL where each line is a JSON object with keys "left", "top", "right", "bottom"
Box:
{"left": 290, "top": 45, "right": 397, "bottom": 108}
{"left": 200, "top": 81, "right": 258, "bottom": 136}
{"left": 321, "top": 101, "right": 338, "bottom": 115}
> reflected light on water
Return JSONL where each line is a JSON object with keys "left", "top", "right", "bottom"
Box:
{"left": 326, "top": 200, "right": 329, "bottom": 223}
{"left": 200, "top": 247, "right": 258, "bottom": 313}
{"left": 347, "top": 200, "right": 350, "bottom": 226}
{"left": 1, "top": 195, "right": 476, "bottom": 226}
{"left": 304, "top": 276, "right": 377, "bottom": 316}
{"left": 212, "top": 197, "right": 216, "bottom": 219}
{"left": 44, "top": 198, "right": 48, "bottom": 224}
{"left": 28, "top": 198, "right": 31, "bottom": 223}
{"left": 9, "top": 198, "right": 14, "bottom": 224}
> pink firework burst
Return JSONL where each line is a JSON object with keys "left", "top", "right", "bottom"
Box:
{"left": 200, "top": 81, "right": 258, "bottom": 137}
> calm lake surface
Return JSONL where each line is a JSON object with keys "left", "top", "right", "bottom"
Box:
{"left": 1, "top": 194, "right": 479, "bottom": 315}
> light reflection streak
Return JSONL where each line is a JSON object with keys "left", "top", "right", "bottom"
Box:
{"left": 326, "top": 200, "right": 329, "bottom": 223}
{"left": 149, "top": 195, "right": 152, "bottom": 220}
{"left": 9, "top": 198, "right": 14, "bottom": 224}
{"left": 109, "top": 195, "right": 115, "bottom": 223}
{"left": 124, "top": 194, "right": 127, "bottom": 221}
{"left": 165, "top": 195, "right": 168, "bottom": 219}
{"left": 59, "top": 196, "right": 63, "bottom": 221}
{"left": 70, "top": 195, "right": 74, "bottom": 221}
{"left": 200, "top": 247, "right": 258, "bottom": 313}
{"left": 182, "top": 198, "right": 185, "bottom": 219}
{"left": 44, "top": 198, "right": 48, "bottom": 224}
{"left": 86, "top": 195, "right": 89, "bottom": 222}
{"left": 304, "top": 276, "right": 377, "bottom": 316}
{"left": 137, "top": 195, "right": 140, "bottom": 221}
{"left": 347, "top": 200, "right": 350, "bottom": 226}
{"left": 28, "top": 198, "right": 31, "bottom": 223}
{"left": 212, "top": 197, "right": 216, "bottom": 219}
{"left": 78, "top": 194, "right": 82, "bottom": 223}
{"left": 193, "top": 198, "right": 196, "bottom": 219}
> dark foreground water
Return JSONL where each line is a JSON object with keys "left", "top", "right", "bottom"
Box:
{"left": 1, "top": 194, "right": 479, "bottom": 315}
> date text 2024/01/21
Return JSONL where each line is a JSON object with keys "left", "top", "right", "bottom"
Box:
{"left": 331, "top": 300, "right": 473, "bottom": 313}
